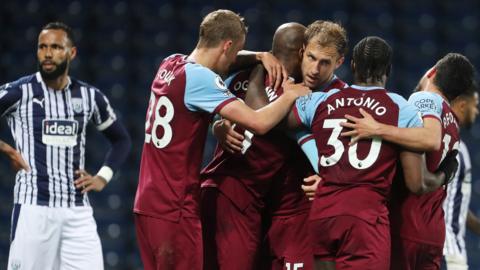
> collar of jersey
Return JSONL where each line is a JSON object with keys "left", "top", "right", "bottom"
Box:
{"left": 36, "top": 72, "right": 72, "bottom": 91}
{"left": 350, "top": 84, "right": 385, "bottom": 91}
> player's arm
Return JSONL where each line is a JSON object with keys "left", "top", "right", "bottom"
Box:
{"left": 467, "top": 210, "right": 480, "bottom": 235}
{"left": 401, "top": 147, "right": 458, "bottom": 194}
{"left": 219, "top": 80, "right": 309, "bottom": 135}
{"left": 400, "top": 151, "right": 446, "bottom": 194}
{"left": 0, "top": 83, "right": 29, "bottom": 172}
{"left": 0, "top": 139, "right": 29, "bottom": 172}
{"left": 341, "top": 108, "right": 441, "bottom": 152}
{"left": 211, "top": 119, "right": 244, "bottom": 153}
{"left": 74, "top": 91, "right": 132, "bottom": 193}
{"left": 245, "top": 66, "right": 319, "bottom": 170}
{"left": 211, "top": 64, "right": 270, "bottom": 153}
{"left": 230, "top": 51, "right": 288, "bottom": 91}
{"left": 244, "top": 64, "right": 269, "bottom": 110}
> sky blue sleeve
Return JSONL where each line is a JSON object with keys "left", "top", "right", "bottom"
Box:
{"left": 295, "top": 129, "right": 319, "bottom": 173}
{"left": 388, "top": 93, "right": 423, "bottom": 128}
{"left": 407, "top": 91, "right": 443, "bottom": 120}
{"left": 184, "top": 63, "right": 237, "bottom": 113}
{"left": 0, "top": 82, "right": 22, "bottom": 117}
{"left": 294, "top": 91, "right": 333, "bottom": 128}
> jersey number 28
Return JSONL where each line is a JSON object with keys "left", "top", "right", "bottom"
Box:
{"left": 145, "top": 93, "right": 174, "bottom": 148}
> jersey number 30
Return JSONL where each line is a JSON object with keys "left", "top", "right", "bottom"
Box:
{"left": 321, "top": 119, "right": 382, "bottom": 169}
{"left": 145, "top": 93, "right": 174, "bottom": 148}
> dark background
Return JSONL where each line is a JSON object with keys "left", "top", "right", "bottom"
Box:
{"left": 1, "top": 0, "right": 480, "bottom": 269}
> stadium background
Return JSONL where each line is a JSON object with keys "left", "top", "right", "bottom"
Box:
{"left": 1, "top": 0, "right": 480, "bottom": 269}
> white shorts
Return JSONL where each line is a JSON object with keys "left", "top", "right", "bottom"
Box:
{"left": 8, "top": 204, "right": 104, "bottom": 270}
{"left": 443, "top": 254, "right": 468, "bottom": 270}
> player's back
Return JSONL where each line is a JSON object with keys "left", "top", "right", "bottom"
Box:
{"left": 135, "top": 54, "right": 237, "bottom": 221}
{"left": 201, "top": 69, "right": 295, "bottom": 208}
{"left": 390, "top": 92, "right": 460, "bottom": 247}
{"left": 299, "top": 85, "right": 417, "bottom": 224}
{"left": 266, "top": 77, "right": 348, "bottom": 217}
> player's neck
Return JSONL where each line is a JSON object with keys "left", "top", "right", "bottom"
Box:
{"left": 44, "top": 74, "right": 70, "bottom": 91}
{"left": 354, "top": 78, "right": 385, "bottom": 88}
{"left": 424, "top": 81, "right": 448, "bottom": 101}
{"left": 189, "top": 47, "right": 222, "bottom": 73}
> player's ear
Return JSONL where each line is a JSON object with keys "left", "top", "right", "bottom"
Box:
{"left": 335, "top": 56, "right": 345, "bottom": 69}
{"left": 426, "top": 67, "right": 436, "bottom": 79}
{"left": 299, "top": 45, "right": 305, "bottom": 58}
{"left": 222, "top": 40, "right": 234, "bottom": 54}
{"left": 69, "top": 46, "right": 77, "bottom": 61}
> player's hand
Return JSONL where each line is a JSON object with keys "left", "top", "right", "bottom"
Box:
{"left": 74, "top": 169, "right": 107, "bottom": 194}
{"left": 436, "top": 150, "right": 459, "bottom": 185}
{"left": 212, "top": 119, "right": 244, "bottom": 154}
{"left": 282, "top": 79, "right": 311, "bottom": 98}
{"left": 340, "top": 108, "right": 381, "bottom": 145}
{"left": 0, "top": 142, "right": 30, "bottom": 172}
{"left": 301, "top": 174, "right": 322, "bottom": 201}
{"left": 258, "top": 52, "right": 288, "bottom": 91}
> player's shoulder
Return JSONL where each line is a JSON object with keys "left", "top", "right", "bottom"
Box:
{"left": 185, "top": 63, "right": 227, "bottom": 91}
{"left": 298, "top": 89, "right": 339, "bottom": 108}
{"left": 408, "top": 90, "right": 445, "bottom": 115}
{"left": 2, "top": 73, "right": 37, "bottom": 90}
{"left": 323, "top": 87, "right": 342, "bottom": 98}
{"left": 70, "top": 77, "right": 102, "bottom": 93}
{"left": 408, "top": 90, "right": 444, "bottom": 104}
{"left": 386, "top": 92, "right": 408, "bottom": 105}
{"left": 330, "top": 77, "right": 348, "bottom": 90}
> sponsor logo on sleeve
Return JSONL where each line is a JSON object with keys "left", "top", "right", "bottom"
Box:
{"left": 414, "top": 98, "right": 437, "bottom": 113}
{"left": 42, "top": 119, "right": 79, "bottom": 147}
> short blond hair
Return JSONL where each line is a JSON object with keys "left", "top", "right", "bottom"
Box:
{"left": 197, "top": 9, "right": 247, "bottom": 48}
{"left": 304, "top": 20, "right": 348, "bottom": 56}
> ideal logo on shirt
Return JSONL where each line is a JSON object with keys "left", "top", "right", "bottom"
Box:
{"left": 42, "top": 119, "right": 79, "bottom": 146}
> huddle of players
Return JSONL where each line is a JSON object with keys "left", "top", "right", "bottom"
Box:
{"left": 200, "top": 20, "right": 477, "bottom": 270}
{"left": 133, "top": 9, "right": 477, "bottom": 270}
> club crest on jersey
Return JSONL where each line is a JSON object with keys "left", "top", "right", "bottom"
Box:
{"left": 72, "top": 98, "right": 84, "bottom": 113}
{"left": 215, "top": 76, "right": 233, "bottom": 97}
{"left": 42, "top": 119, "right": 79, "bottom": 147}
{"left": 10, "top": 259, "right": 21, "bottom": 270}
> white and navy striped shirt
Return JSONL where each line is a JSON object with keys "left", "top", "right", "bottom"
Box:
{"left": 443, "top": 140, "right": 471, "bottom": 261}
{"left": 0, "top": 72, "right": 116, "bottom": 207}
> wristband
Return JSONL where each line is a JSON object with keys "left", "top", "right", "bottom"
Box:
{"left": 97, "top": 166, "right": 114, "bottom": 183}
